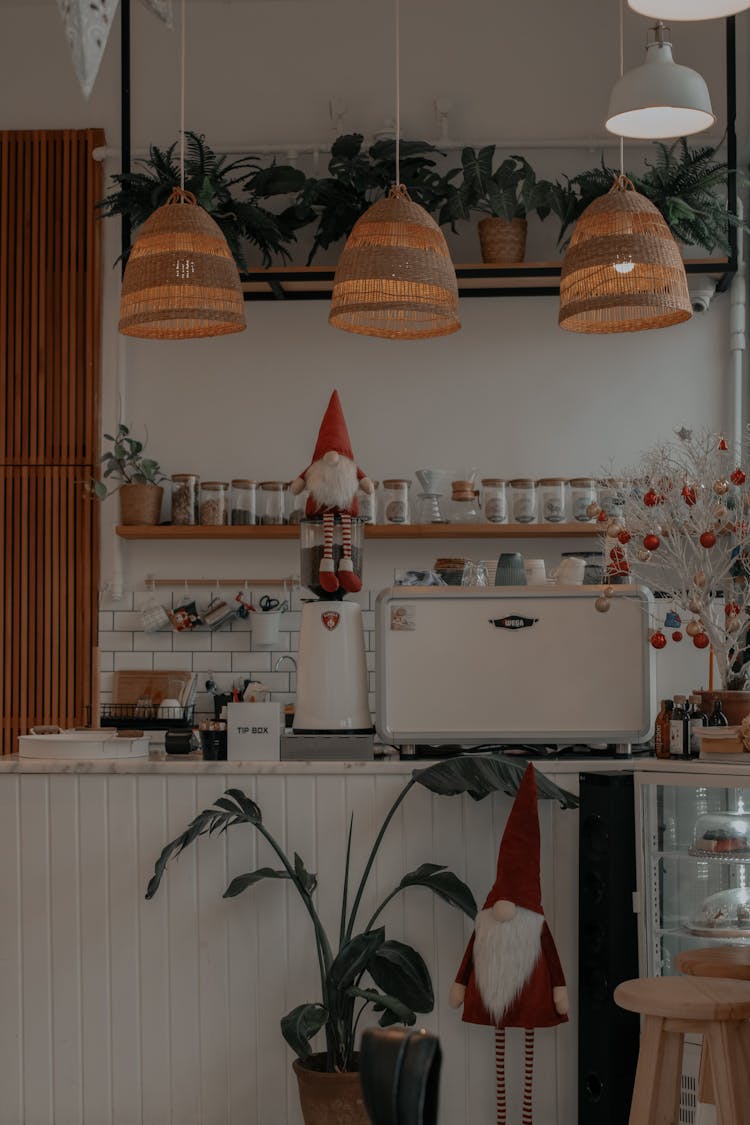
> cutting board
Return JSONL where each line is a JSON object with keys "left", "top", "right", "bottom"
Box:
{"left": 112, "top": 671, "right": 194, "bottom": 706}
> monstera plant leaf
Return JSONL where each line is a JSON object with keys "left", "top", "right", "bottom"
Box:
{"left": 413, "top": 754, "right": 579, "bottom": 809}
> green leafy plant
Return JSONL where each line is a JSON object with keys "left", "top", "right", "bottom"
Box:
{"left": 439, "top": 148, "right": 552, "bottom": 228}
{"left": 550, "top": 138, "right": 748, "bottom": 251}
{"left": 98, "top": 132, "right": 307, "bottom": 268}
{"left": 87, "top": 423, "right": 165, "bottom": 501}
{"left": 145, "top": 754, "right": 577, "bottom": 1073}
{"left": 299, "top": 133, "right": 445, "bottom": 263}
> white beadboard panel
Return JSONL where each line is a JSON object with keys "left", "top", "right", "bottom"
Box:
{"left": 0, "top": 771, "right": 579, "bottom": 1125}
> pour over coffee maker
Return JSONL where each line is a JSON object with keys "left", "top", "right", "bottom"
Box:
{"left": 414, "top": 468, "right": 450, "bottom": 525}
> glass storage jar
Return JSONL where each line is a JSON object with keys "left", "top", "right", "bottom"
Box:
{"left": 510, "top": 479, "right": 538, "bottom": 524}
{"left": 199, "top": 481, "right": 229, "bottom": 525}
{"left": 357, "top": 480, "right": 379, "bottom": 524}
{"left": 481, "top": 479, "right": 508, "bottom": 524}
{"left": 382, "top": 479, "right": 411, "bottom": 525}
{"left": 570, "top": 478, "right": 598, "bottom": 522}
{"left": 287, "top": 488, "right": 308, "bottom": 525}
{"left": 539, "top": 478, "right": 567, "bottom": 523}
{"left": 260, "top": 481, "right": 288, "bottom": 525}
{"left": 171, "top": 473, "right": 199, "bottom": 525}
{"left": 231, "top": 479, "right": 258, "bottom": 525}
{"left": 598, "top": 477, "right": 628, "bottom": 523}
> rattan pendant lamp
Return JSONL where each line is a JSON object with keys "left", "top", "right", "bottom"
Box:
{"left": 328, "top": 0, "right": 460, "bottom": 339}
{"left": 559, "top": 3, "right": 691, "bottom": 333}
{"left": 118, "top": 0, "right": 245, "bottom": 339}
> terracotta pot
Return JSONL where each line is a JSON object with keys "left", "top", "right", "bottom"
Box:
{"left": 293, "top": 1056, "right": 370, "bottom": 1125}
{"left": 477, "top": 216, "right": 527, "bottom": 263}
{"left": 699, "top": 690, "right": 750, "bottom": 727}
{"left": 118, "top": 483, "right": 164, "bottom": 526}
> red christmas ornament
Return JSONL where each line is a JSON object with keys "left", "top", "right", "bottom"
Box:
{"left": 650, "top": 631, "right": 667, "bottom": 650}
{"left": 643, "top": 534, "right": 660, "bottom": 551}
{"left": 617, "top": 529, "right": 631, "bottom": 545}
{"left": 597, "top": 509, "right": 608, "bottom": 523}
{"left": 672, "top": 631, "right": 683, "bottom": 642}
{"left": 731, "top": 468, "right": 747, "bottom": 486}
{"left": 700, "top": 531, "right": 717, "bottom": 549}
{"left": 725, "top": 602, "right": 741, "bottom": 617}
{"left": 681, "top": 485, "right": 697, "bottom": 506}
{"left": 719, "top": 437, "right": 729, "bottom": 451}
{"left": 643, "top": 489, "right": 658, "bottom": 507}
{"left": 609, "top": 546, "right": 625, "bottom": 562}
{"left": 693, "top": 632, "right": 710, "bottom": 649}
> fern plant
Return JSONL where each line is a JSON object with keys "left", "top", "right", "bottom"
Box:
{"left": 98, "top": 132, "right": 307, "bottom": 268}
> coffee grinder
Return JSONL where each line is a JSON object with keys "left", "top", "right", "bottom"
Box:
{"left": 294, "top": 518, "right": 372, "bottom": 733}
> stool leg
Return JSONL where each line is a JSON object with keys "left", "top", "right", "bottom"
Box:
{"left": 628, "top": 1016, "right": 683, "bottom": 1125}
{"left": 703, "top": 1021, "right": 749, "bottom": 1125}
{"left": 698, "top": 1038, "right": 715, "bottom": 1106}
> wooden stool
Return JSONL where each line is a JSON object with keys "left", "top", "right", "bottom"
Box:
{"left": 676, "top": 946, "right": 750, "bottom": 1111}
{"left": 614, "top": 976, "right": 750, "bottom": 1125}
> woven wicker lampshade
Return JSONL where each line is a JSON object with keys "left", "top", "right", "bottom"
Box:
{"left": 559, "top": 175, "right": 692, "bottom": 334}
{"left": 329, "top": 185, "right": 460, "bottom": 340}
{"left": 119, "top": 188, "right": 246, "bottom": 339}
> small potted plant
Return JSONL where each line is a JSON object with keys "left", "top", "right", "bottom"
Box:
{"left": 145, "top": 756, "right": 576, "bottom": 1124}
{"left": 439, "top": 148, "right": 551, "bottom": 263}
{"left": 88, "top": 423, "right": 166, "bottom": 526}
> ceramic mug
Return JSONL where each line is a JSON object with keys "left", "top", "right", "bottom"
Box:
{"left": 553, "top": 556, "right": 586, "bottom": 585}
{"left": 141, "top": 601, "right": 171, "bottom": 633}
{"left": 494, "top": 553, "right": 527, "bottom": 586}
{"left": 523, "top": 558, "right": 547, "bottom": 585}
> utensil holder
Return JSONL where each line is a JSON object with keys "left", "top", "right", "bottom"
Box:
{"left": 252, "top": 610, "right": 282, "bottom": 647}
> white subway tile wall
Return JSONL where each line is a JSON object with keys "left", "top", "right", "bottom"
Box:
{"left": 97, "top": 589, "right": 377, "bottom": 721}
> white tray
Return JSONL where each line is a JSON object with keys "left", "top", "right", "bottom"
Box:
{"left": 19, "top": 730, "right": 150, "bottom": 759}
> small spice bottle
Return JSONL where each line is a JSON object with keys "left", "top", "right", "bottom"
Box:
{"left": 231, "top": 480, "right": 258, "bottom": 526}
{"left": 570, "top": 478, "right": 598, "bottom": 522}
{"left": 539, "top": 478, "right": 567, "bottom": 523}
{"left": 260, "top": 481, "right": 288, "bottom": 525}
{"left": 510, "top": 479, "right": 538, "bottom": 524}
{"left": 382, "top": 479, "right": 411, "bottom": 525}
{"left": 171, "top": 473, "right": 199, "bottom": 525}
{"left": 200, "top": 481, "right": 229, "bottom": 526}
{"left": 481, "top": 479, "right": 508, "bottom": 524}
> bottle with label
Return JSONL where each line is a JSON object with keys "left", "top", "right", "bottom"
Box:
{"left": 708, "top": 699, "right": 729, "bottom": 727}
{"left": 654, "top": 699, "right": 673, "bottom": 759}
{"left": 669, "top": 695, "right": 690, "bottom": 759}
{"left": 688, "top": 694, "right": 707, "bottom": 758}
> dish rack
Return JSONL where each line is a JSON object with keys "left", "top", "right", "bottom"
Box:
{"left": 98, "top": 703, "right": 195, "bottom": 730}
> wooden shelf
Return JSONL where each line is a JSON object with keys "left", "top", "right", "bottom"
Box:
{"left": 116, "top": 522, "right": 600, "bottom": 541}
{"left": 240, "top": 259, "right": 733, "bottom": 301}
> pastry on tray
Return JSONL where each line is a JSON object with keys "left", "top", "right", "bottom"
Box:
{"left": 692, "top": 827, "right": 749, "bottom": 853}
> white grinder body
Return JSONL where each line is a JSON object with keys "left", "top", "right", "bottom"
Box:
{"left": 294, "top": 599, "right": 372, "bottom": 733}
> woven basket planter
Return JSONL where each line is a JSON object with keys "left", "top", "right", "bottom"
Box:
{"left": 118, "top": 484, "right": 164, "bottom": 526}
{"left": 329, "top": 185, "right": 460, "bottom": 339}
{"left": 119, "top": 188, "right": 246, "bottom": 340}
{"left": 559, "top": 176, "right": 691, "bottom": 334}
{"left": 293, "top": 1057, "right": 369, "bottom": 1125}
{"left": 478, "top": 217, "right": 527, "bottom": 264}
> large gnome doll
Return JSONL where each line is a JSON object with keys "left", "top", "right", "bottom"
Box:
{"left": 449, "top": 764, "right": 569, "bottom": 1125}
{"left": 290, "top": 390, "right": 373, "bottom": 594}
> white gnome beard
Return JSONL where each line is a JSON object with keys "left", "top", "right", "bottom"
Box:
{"left": 473, "top": 906, "right": 545, "bottom": 1023}
{"left": 305, "top": 456, "right": 359, "bottom": 511}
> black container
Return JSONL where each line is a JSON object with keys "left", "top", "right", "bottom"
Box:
{"left": 200, "top": 729, "right": 227, "bottom": 761}
{"left": 165, "top": 729, "right": 194, "bottom": 754}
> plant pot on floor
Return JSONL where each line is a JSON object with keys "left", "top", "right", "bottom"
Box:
{"left": 118, "top": 483, "right": 164, "bottom": 526}
{"left": 293, "top": 1056, "right": 369, "bottom": 1125}
{"left": 699, "top": 691, "right": 750, "bottom": 727}
{"left": 478, "top": 216, "right": 527, "bottom": 263}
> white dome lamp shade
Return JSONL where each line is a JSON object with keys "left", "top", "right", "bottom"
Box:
{"left": 606, "top": 24, "right": 715, "bottom": 138}
{"left": 629, "top": 1, "right": 750, "bottom": 19}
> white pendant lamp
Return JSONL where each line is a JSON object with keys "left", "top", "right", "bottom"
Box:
{"left": 629, "top": 0, "right": 750, "bottom": 19}
{"left": 606, "top": 22, "right": 715, "bottom": 138}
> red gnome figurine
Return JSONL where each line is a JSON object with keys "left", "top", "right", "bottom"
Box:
{"left": 289, "top": 390, "right": 373, "bottom": 594}
{"left": 449, "top": 764, "right": 568, "bottom": 1125}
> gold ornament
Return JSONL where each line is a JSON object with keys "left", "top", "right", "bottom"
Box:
{"left": 595, "top": 596, "right": 611, "bottom": 613}
{"left": 637, "top": 548, "right": 651, "bottom": 562}
{"left": 693, "top": 571, "right": 707, "bottom": 588}
{"left": 713, "top": 479, "right": 730, "bottom": 495}
{"left": 606, "top": 521, "right": 623, "bottom": 538}
{"left": 688, "top": 598, "right": 703, "bottom": 614}
{"left": 686, "top": 619, "right": 703, "bottom": 637}
{"left": 727, "top": 615, "right": 742, "bottom": 634}
{"left": 586, "top": 501, "right": 601, "bottom": 519}
{"left": 715, "top": 505, "right": 729, "bottom": 521}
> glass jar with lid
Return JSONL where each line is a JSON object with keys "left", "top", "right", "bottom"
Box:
{"left": 260, "top": 481, "right": 288, "bottom": 525}
{"left": 538, "top": 478, "right": 567, "bottom": 523}
{"left": 510, "top": 479, "right": 538, "bottom": 524}
{"left": 171, "top": 473, "right": 199, "bottom": 525}
{"left": 357, "top": 480, "right": 379, "bottom": 525}
{"left": 449, "top": 480, "right": 481, "bottom": 524}
{"left": 598, "top": 477, "right": 628, "bottom": 523}
{"left": 231, "top": 479, "right": 258, "bottom": 525}
{"left": 199, "top": 481, "right": 229, "bottom": 526}
{"left": 382, "top": 479, "right": 411, "bottom": 525}
{"left": 570, "top": 478, "right": 598, "bottom": 522}
{"left": 481, "top": 479, "right": 508, "bottom": 524}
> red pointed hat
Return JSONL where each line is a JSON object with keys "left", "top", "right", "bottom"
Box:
{"left": 481, "top": 763, "right": 543, "bottom": 915}
{"left": 311, "top": 390, "right": 355, "bottom": 463}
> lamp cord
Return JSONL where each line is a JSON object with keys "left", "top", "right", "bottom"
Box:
{"left": 395, "top": 0, "right": 400, "bottom": 186}
{"left": 180, "top": 0, "right": 186, "bottom": 194}
{"left": 619, "top": 0, "right": 624, "bottom": 176}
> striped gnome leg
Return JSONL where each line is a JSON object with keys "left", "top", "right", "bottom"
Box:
{"left": 495, "top": 1028, "right": 507, "bottom": 1125}
{"left": 522, "top": 1029, "right": 535, "bottom": 1125}
{"left": 337, "top": 514, "right": 362, "bottom": 593}
{"left": 318, "top": 511, "right": 339, "bottom": 593}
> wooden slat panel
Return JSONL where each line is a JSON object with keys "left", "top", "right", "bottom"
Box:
{"left": 0, "top": 129, "right": 102, "bottom": 755}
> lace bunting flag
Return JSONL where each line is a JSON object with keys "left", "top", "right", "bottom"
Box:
{"left": 58, "top": 0, "right": 173, "bottom": 99}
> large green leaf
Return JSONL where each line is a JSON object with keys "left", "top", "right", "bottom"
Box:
{"left": 328, "top": 929, "right": 385, "bottom": 991}
{"left": 367, "top": 940, "right": 434, "bottom": 1014}
{"left": 413, "top": 755, "right": 579, "bottom": 809}
{"left": 396, "top": 863, "right": 477, "bottom": 919}
{"left": 347, "top": 986, "right": 415, "bottom": 1028}
{"left": 293, "top": 852, "right": 318, "bottom": 896}
{"left": 223, "top": 867, "right": 290, "bottom": 898}
{"left": 281, "top": 1003, "right": 328, "bottom": 1060}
